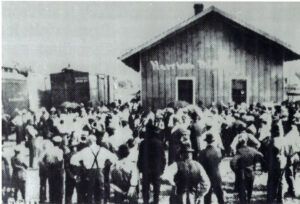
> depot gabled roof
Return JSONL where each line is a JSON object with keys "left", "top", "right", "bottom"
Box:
{"left": 119, "top": 6, "right": 300, "bottom": 71}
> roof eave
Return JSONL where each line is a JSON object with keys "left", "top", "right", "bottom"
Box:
{"left": 119, "top": 5, "right": 300, "bottom": 69}
{"left": 284, "top": 50, "right": 300, "bottom": 62}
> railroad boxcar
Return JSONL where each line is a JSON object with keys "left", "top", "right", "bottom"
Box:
{"left": 50, "top": 68, "right": 115, "bottom": 107}
{"left": 2, "top": 66, "right": 29, "bottom": 115}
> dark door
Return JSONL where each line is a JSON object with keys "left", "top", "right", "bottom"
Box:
{"left": 178, "top": 79, "right": 193, "bottom": 104}
{"left": 232, "top": 79, "right": 247, "bottom": 104}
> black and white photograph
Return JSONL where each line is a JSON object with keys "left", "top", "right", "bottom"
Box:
{"left": 2, "top": 1, "right": 300, "bottom": 203}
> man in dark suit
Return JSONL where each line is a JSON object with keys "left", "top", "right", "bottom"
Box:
{"left": 190, "top": 111, "right": 206, "bottom": 159}
{"left": 199, "top": 133, "right": 224, "bottom": 204}
{"left": 137, "top": 122, "right": 166, "bottom": 204}
{"left": 230, "top": 138, "right": 264, "bottom": 203}
{"left": 174, "top": 143, "right": 210, "bottom": 204}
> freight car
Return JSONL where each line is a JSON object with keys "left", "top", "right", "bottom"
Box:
{"left": 50, "top": 67, "right": 115, "bottom": 107}
{"left": 2, "top": 66, "right": 29, "bottom": 115}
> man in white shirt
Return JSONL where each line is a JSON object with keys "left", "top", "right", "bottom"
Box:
{"left": 110, "top": 144, "right": 139, "bottom": 203}
{"left": 71, "top": 135, "right": 117, "bottom": 203}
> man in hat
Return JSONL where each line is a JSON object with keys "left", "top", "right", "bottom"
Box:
{"left": 154, "top": 109, "right": 166, "bottom": 143}
{"left": 230, "top": 124, "right": 261, "bottom": 154}
{"left": 137, "top": 124, "right": 166, "bottom": 204}
{"left": 25, "top": 117, "right": 39, "bottom": 168}
{"left": 200, "top": 118, "right": 224, "bottom": 152}
{"left": 64, "top": 139, "right": 81, "bottom": 203}
{"left": 37, "top": 107, "right": 51, "bottom": 139}
{"left": 174, "top": 143, "right": 210, "bottom": 204}
{"left": 12, "top": 109, "right": 24, "bottom": 144}
{"left": 71, "top": 135, "right": 118, "bottom": 203}
{"left": 170, "top": 126, "right": 192, "bottom": 164}
{"left": 199, "top": 133, "right": 224, "bottom": 204}
{"left": 230, "top": 137, "right": 264, "bottom": 203}
{"left": 11, "top": 145, "right": 27, "bottom": 201}
{"left": 266, "top": 119, "right": 288, "bottom": 203}
{"left": 77, "top": 131, "right": 89, "bottom": 151}
{"left": 41, "top": 136, "right": 64, "bottom": 203}
{"left": 280, "top": 112, "right": 300, "bottom": 198}
{"left": 190, "top": 111, "right": 206, "bottom": 159}
{"left": 167, "top": 114, "right": 183, "bottom": 164}
{"left": 2, "top": 112, "right": 10, "bottom": 142}
{"left": 110, "top": 144, "right": 139, "bottom": 203}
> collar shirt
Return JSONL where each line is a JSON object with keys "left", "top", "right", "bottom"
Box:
{"left": 12, "top": 115, "right": 23, "bottom": 126}
{"left": 70, "top": 144, "right": 117, "bottom": 169}
{"left": 179, "top": 113, "right": 191, "bottom": 129}
{"left": 171, "top": 123, "right": 182, "bottom": 135}
{"left": 101, "top": 132, "right": 110, "bottom": 147}
{"left": 230, "top": 132, "right": 261, "bottom": 154}
{"left": 56, "top": 121, "right": 71, "bottom": 135}
{"left": 168, "top": 114, "right": 176, "bottom": 128}
{"left": 211, "top": 114, "right": 223, "bottom": 133}
{"left": 127, "top": 143, "right": 140, "bottom": 163}
{"left": 121, "top": 125, "right": 133, "bottom": 140}
{"left": 261, "top": 113, "right": 272, "bottom": 126}
{"left": 161, "top": 162, "right": 178, "bottom": 186}
{"left": 110, "top": 156, "right": 139, "bottom": 192}
{"left": 258, "top": 123, "right": 271, "bottom": 141}
{"left": 37, "top": 139, "right": 53, "bottom": 165}
{"left": 283, "top": 126, "right": 300, "bottom": 158}
{"left": 23, "top": 112, "right": 34, "bottom": 124}
{"left": 74, "top": 116, "right": 87, "bottom": 130}
{"left": 106, "top": 129, "right": 130, "bottom": 152}
{"left": 123, "top": 109, "right": 130, "bottom": 121}
{"left": 25, "top": 125, "right": 38, "bottom": 140}
{"left": 224, "top": 115, "right": 235, "bottom": 128}
{"left": 43, "top": 146, "right": 63, "bottom": 165}
{"left": 273, "top": 136, "right": 287, "bottom": 169}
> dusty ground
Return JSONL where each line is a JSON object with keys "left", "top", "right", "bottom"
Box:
{"left": 3, "top": 135, "right": 300, "bottom": 203}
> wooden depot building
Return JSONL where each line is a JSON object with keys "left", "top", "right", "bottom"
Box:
{"left": 119, "top": 4, "right": 300, "bottom": 109}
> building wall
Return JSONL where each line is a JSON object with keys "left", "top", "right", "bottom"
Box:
{"left": 140, "top": 13, "right": 284, "bottom": 109}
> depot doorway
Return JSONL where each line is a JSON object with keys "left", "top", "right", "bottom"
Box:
{"left": 176, "top": 77, "right": 195, "bottom": 104}
{"left": 232, "top": 79, "right": 247, "bottom": 104}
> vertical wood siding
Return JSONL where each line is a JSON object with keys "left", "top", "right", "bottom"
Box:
{"left": 140, "top": 14, "right": 284, "bottom": 109}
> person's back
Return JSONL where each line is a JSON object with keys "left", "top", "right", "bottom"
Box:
{"left": 137, "top": 134, "right": 166, "bottom": 204}
{"left": 199, "top": 144, "right": 224, "bottom": 204}
{"left": 137, "top": 136, "right": 166, "bottom": 176}
{"left": 110, "top": 144, "right": 139, "bottom": 203}
{"left": 199, "top": 145, "right": 222, "bottom": 180}
{"left": 235, "top": 145, "right": 263, "bottom": 169}
{"left": 11, "top": 149, "right": 27, "bottom": 200}
{"left": 190, "top": 120, "right": 205, "bottom": 158}
{"left": 175, "top": 159, "right": 207, "bottom": 193}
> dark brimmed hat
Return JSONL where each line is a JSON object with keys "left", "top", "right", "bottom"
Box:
{"left": 204, "top": 133, "right": 215, "bottom": 144}
{"left": 118, "top": 144, "right": 130, "bottom": 159}
{"left": 181, "top": 143, "right": 194, "bottom": 153}
{"left": 176, "top": 127, "right": 190, "bottom": 137}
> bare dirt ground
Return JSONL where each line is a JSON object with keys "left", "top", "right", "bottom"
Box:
{"left": 3, "top": 135, "right": 300, "bottom": 203}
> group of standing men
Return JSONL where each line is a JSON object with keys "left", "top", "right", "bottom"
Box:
{"left": 2, "top": 99, "right": 300, "bottom": 204}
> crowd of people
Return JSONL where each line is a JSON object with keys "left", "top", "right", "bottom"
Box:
{"left": 2, "top": 98, "right": 300, "bottom": 204}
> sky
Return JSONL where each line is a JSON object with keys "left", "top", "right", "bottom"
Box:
{"left": 2, "top": 2, "right": 300, "bottom": 83}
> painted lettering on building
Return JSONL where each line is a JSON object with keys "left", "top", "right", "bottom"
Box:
{"left": 150, "top": 61, "right": 194, "bottom": 71}
{"left": 75, "top": 77, "right": 88, "bottom": 83}
{"left": 150, "top": 59, "right": 212, "bottom": 70}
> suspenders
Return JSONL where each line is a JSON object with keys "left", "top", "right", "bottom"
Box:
{"left": 90, "top": 148, "right": 101, "bottom": 170}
